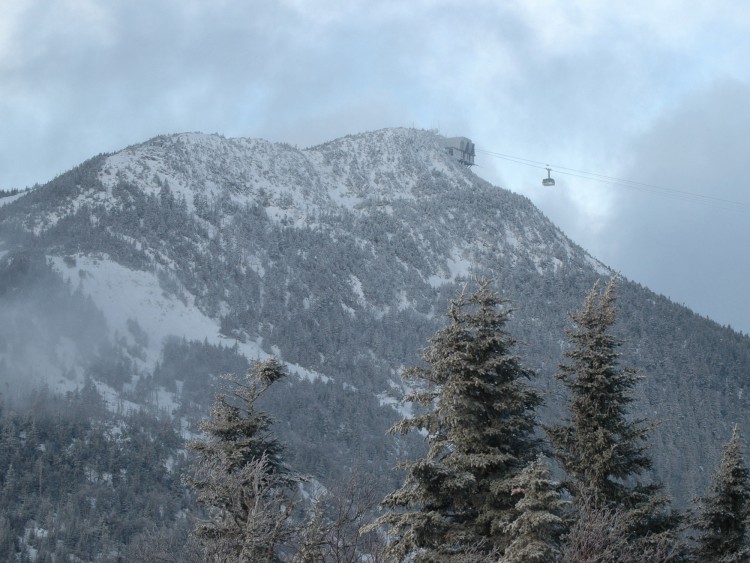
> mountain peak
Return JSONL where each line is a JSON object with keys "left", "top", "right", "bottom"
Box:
{"left": 1, "top": 126, "right": 749, "bottom": 512}
{"left": 94, "top": 127, "right": 482, "bottom": 220}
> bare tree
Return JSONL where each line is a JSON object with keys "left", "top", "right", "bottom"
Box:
{"left": 127, "top": 523, "right": 204, "bottom": 563}
{"left": 295, "top": 469, "right": 388, "bottom": 562}
{"left": 560, "top": 491, "right": 677, "bottom": 563}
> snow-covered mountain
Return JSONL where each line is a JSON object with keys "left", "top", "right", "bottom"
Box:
{"left": 0, "top": 127, "right": 748, "bottom": 504}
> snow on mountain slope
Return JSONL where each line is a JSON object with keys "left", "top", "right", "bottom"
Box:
{"left": 49, "top": 255, "right": 228, "bottom": 366}
{"left": 0, "top": 192, "right": 27, "bottom": 208}
{"left": 99, "top": 133, "right": 321, "bottom": 211}
{"left": 2, "top": 127, "right": 748, "bottom": 506}
{"left": 46, "top": 254, "right": 333, "bottom": 387}
{"left": 9, "top": 128, "right": 594, "bottom": 288}
{"left": 91, "top": 129, "right": 495, "bottom": 220}
{"left": 0, "top": 127, "right": 616, "bottom": 399}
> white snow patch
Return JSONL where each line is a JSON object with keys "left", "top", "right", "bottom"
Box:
{"left": 349, "top": 274, "right": 366, "bottom": 307}
{"left": 428, "top": 249, "right": 473, "bottom": 287}
{"left": 341, "top": 302, "right": 355, "bottom": 317}
{"left": 397, "top": 290, "right": 410, "bottom": 311}
{"left": 0, "top": 192, "right": 26, "bottom": 207}
{"left": 585, "top": 254, "right": 613, "bottom": 276}
{"left": 290, "top": 365, "right": 331, "bottom": 384}
{"left": 3, "top": 248, "right": 285, "bottom": 400}
{"left": 152, "top": 386, "right": 180, "bottom": 416}
{"left": 377, "top": 393, "right": 412, "bottom": 419}
{"left": 504, "top": 228, "right": 521, "bottom": 250}
{"left": 50, "top": 255, "right": 226, "bottom": 368}
{"left": 447, "top": 250, "right": 473, "bottom": 279}
{"left": 48, "top": 255, "right": 268, "bottom": 373}
{"left": 92, "top": 379, "right": 142, "bottom": 416}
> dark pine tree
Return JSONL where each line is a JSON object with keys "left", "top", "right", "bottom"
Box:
{"left": 693, "top": 425, "right": 750, "bottom": 562}
{"left": 547, "top": 278, "right": 675, "bottom": 541}
{"left": 373, "top": 279, "right": 542, "bottom": 562}
{"left": 184, "top": 358, "right": 296, "bottom": 563}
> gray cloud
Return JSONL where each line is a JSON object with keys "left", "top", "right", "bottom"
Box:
{"left": 1, "top": 1, "right": 750, "bottom": 332}
{"left": 574, "top": 79, "right": 750, "bottom": 331}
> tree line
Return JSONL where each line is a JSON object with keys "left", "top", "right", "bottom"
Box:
{"left": 174, "top": 278, "right": 750, "bottom": 562}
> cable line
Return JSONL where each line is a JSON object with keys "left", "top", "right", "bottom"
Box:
{"left": 476, "top": 147, "right": 750, "bottom": 212}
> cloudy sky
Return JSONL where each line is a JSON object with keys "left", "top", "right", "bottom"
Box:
{"left": 2, "top": 0, "right": 749, "bottom": 333}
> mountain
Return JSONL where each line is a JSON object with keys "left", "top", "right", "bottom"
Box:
{"left": 1, "top": 127, "right": 748, "bottom": 511}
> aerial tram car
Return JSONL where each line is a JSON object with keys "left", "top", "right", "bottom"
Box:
{"left": 542, "top": 167, "right": 555, "bottom": 187}
{"left": 440, "top": 136, "right": 556, "bottom": 187}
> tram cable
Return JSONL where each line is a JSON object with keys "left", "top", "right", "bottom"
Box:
{"left": 475, "top": 147, "right": 750, "bottom": 213}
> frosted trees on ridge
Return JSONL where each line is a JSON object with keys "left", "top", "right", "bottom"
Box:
{"left": 371, "top": 279, "right": 557, "bottom": 561}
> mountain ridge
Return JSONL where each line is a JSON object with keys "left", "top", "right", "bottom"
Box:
{"left": 0, "top": 127, "right": 747, "bottom": 509}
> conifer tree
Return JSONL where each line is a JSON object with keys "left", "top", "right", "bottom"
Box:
{"left": 185, "top": 358, "right": 296, "bottom": 563}
{"left": 373, "top": 279, "right": 542, "bottom": 561}
{"left": 500, "top": 455, "right": 567, "bottom": 563}
{"left": 547, "top": 278, "right": 673, "bottom": 537}
{"left": 693, "top": 425, "right": 750, "bottom": 562}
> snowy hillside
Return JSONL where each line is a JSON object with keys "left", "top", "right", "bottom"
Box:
{"left": 0, "top": 127, "right": 748, "bottom": 508}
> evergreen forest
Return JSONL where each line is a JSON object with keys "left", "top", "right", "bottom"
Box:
{"left": 2, "top": 277, "right": 749, "bottom": 562}
{"left": 2, "top": 129, "right": 750, "bottom": 561}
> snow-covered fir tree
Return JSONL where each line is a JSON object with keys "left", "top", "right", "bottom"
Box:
{"left": 499, "top": 454, "right": 567, "bottom": 563}
{"left": 693, "top": 425, "right": 750, "bottom": 562}
{"left": 373, "top": 279, "right": 542, "bottom": 561}
{"left": 184, "top": 358, "right": 297, "bottom": 563}
{"left": 547, "top": 278, "right": 675, "bottom": 541}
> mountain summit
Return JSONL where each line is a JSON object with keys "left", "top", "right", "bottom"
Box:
{"left": 0, "top": 127, "right": 748, "bottom": 505}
